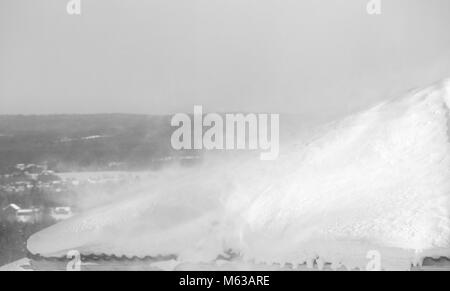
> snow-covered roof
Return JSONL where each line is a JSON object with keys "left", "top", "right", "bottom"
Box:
{"left": 3, "top": 203, "right": 21, "bottom": 211}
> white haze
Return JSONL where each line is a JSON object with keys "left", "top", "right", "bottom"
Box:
{"left": 28, "top": 79, "right": 450, "bottom": 270}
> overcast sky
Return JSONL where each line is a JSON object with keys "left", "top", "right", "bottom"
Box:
{"left": 1, "top": 0, "right": 450, "bottom": 118}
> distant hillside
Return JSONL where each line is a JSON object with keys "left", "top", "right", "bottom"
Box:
{"left": 0, "top": 114, "right": 198, "bottom": 173}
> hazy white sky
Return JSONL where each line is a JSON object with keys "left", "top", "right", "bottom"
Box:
{"left": 1, "top": 0, "right": 449, "bottom": 118}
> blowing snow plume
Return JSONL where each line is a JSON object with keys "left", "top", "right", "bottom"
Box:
{"left": 28, "top": 79, "right": 450, "bottom": 270}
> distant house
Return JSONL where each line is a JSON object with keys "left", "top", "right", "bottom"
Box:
{"left": 16, "top": 208, "right": 42, "bottom": 224}
{"left": 15, "top": 164, "right": 26, "bottom": 171}
{"left": 50, "top": 207, "right": 73, "bottom": 221}
{"left": 1, "top": 203, "right": 42, "bottom": 224}
{"left": 2, "top": 204, "right": 21, "bottom": 222}
{"left": 37, "top": 171, "right": 61, "bottom": 183}
{"left": 24, "top": 164, "right": 45, "bottom": 175}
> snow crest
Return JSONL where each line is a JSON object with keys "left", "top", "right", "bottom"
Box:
{"left": 28, "top": 80, "right": 450, "bottom": 270}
